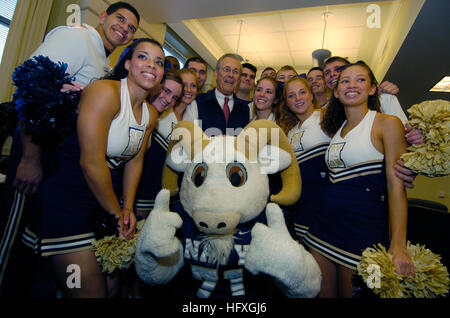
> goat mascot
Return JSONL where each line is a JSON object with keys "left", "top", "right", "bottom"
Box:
{"left": 135, "top": 120, "right": 321, "bottom": 298}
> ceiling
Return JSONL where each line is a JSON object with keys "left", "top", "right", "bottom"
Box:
{"left": 124, "top": 0, "right": 449, "bottom": 109}
{"left": 177, "top": 2, "right": 397, "bottom": 76}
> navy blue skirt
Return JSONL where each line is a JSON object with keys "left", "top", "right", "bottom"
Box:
{"left": 289, "top": 156, "right": 328, "bottom": 243}
{"left": 22, "top": 132, "right": 120, "bottom": 256}
{"left": 304, "top": 182, "right": 389, "bottom": 270}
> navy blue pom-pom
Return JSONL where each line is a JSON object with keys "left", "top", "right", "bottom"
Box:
{"left": 12, "top": 55, "right": 81, "bottom": 148}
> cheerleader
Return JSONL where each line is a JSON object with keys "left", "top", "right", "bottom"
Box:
{"left": 322, "top": 56, "right": 423, "bottom": 187}
{"left": 250, "top": 77, "right": 280, "bottom": 122}
{"left": 0, "top": 2, "right": 140, "bottom": 296}
{"left": 118, "top": 70, "right": 185, "bottom": 297}
{"left": 277, "top": 77, "right": 330, "bottom": 242}
{"left": 304, "top": 62, "right": 414, "bottom": 297}
{"left": 177, "top": 68, "right": 198, "bottom": 120}
{"left": 23, "top": 38, "right": 164, "bottom": 297}
{"left": 133, "top": 69, "right": 196, "bottom": 218}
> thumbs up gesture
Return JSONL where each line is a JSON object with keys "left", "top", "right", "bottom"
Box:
{"left": 245, "top": 203, "right": 295, "bottom": 275}
{"left": 137, "top": 189, "right": 182, "bottom": 258}
{"left": 245, "top": 203, "right": 321, "bottom": 297}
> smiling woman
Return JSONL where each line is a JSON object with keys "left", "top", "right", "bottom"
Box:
{"left": 151, "top": 71, "right": 183, "bottom": 113}
{"left": 276, "top": 77, "right": 329, "bottom": 245}
{"left": 251, "top": 77, "right": 280, "bottom": 122}
{"left": 179, "top": 69, "right": 198, "bottom": 105}
{"left": 305, "top": 63, "right": 414, "bottom": 298}
{"left": 129, "top": 70, "right": 184, "bottom": 221}
{"left": 24, "top": 38, "right": 164, "bottom": 298}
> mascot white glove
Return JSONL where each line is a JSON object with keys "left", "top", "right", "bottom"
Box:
{"left": 141, "top": 189, "right": 182, "bottom": 257}
{"left": 135, "top": 189, "right": 184, "bottom": 285}
{"left": 245, "top": 203, "right": 321, "bottom": 298}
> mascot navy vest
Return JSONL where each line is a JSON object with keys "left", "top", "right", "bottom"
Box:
{"left": 159, "top": 201, "right": 296, "bottom": 298}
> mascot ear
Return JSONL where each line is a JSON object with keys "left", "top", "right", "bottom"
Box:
{"left": 237, "top": 119, "right": 301, "bottom": 206}
{"left": 166, "top": 143, "right": 190, "bottom": 172}
{"left": 258, "top": 145, "right": 291, "bottom": 174}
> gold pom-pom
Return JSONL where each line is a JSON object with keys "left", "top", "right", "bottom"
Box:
{"left": 401, "top": 99, "right": 450, "bottom": 177}
{"left": 357, "top": 242, "right": 450, "bottom": 298}
{"left": 92, "top": 220, "right": 145, "bottom": 274}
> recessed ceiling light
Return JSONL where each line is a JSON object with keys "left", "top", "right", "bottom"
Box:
{"left": 429, "top": 76, "right": 450, "bottom": 93}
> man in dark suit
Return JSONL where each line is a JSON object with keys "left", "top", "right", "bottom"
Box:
{"left": 183, "top": 53, "right": 250, "bottom": 136}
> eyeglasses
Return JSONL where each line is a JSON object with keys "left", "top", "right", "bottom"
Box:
{"left": 221, "top": 66, "right": 240, "bottom": 75}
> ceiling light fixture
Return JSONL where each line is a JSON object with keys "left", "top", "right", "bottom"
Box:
{"left": 429, "top": 76, "right": 450, "bottom": 93}
{"left": 312, "top": 8, "right": 332, "bottom": 68}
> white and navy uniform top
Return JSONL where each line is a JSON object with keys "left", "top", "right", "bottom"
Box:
{"left": 164, "top": 201, "right": 292, "bottom": 298}
{"left": 106, "top": 78, "right": 149, "bottom": 169}
{"left": 132, "top": 109, "right": 179, "bottom": 214}
{"left": 286, "top": 110, "right": 330, "bottom": 240}
{"left": 304, "top": 110, "right": 389, "bottom": 270}
{"left": 250, "top": 112, "right": 275, "bottom": 122}
{"left": 320, "top": 94, "right": 408, "bottom": 126}
{"left": 23, "top": 78, "right": 149, "bottom": 256}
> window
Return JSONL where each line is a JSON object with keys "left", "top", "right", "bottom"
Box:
{"left": 163, "top": 45, "right": 185, "bottom": 69}
{"left": 163, "top": 26, "right": 207, "bottom": 70}
{"left": 0, "top": 0, "right": 18, "bottom": 63}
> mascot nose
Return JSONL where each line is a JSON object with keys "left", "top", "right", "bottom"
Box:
{"left": 193, "top": 211, "right": 240, "bottom": 235}
{"left": 198, "top": 221, "right": 227, "bottom": 229}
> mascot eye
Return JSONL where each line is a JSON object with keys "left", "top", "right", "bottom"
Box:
{"left": 192, "top": 163, "right": 208, "bottom": 187}
{"left": 226, "top": 162, "right": 247, "bottom": 187}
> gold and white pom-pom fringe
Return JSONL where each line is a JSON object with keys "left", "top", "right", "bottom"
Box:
{"left": 92, "top": 220, "right": 145, "bottom": 274}
{"left": 357, "top": 241, "right": 449, "bottom": 298}
{"left": 401, "top": 99, "right": 449, "bottom": 177}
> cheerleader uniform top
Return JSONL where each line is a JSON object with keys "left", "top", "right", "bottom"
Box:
{"left": 132, "top": 109, "right": 178, "bottom": 213}
{"left": 106, "top": 78, "right": 149, "bottom": 169}
{"left": 304, "top": 110, "right": 389, "bottom": 270}
{"left": 288, "top": 110, "right": 330, "bottom": 166}
{"left": 155, "top": 109, "right": 179, "bottom": 144}
{"left": 250, "top": 112, "right": 275, "bottom": 122}
{"left": 325, "top": 110, "right": 384, "bottom": 180}
{"left": 22, "top": 79, "right": 149, "bottom": 256}
{"left": 286, "top": 110, "right": 330, "bottom": 238}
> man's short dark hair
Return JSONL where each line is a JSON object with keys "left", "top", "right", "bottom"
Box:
{"left": 107, "top": 1, "right": 140, "bottom": 24}
{"left": 323, "top": 56, "right": 350, "bottom": 67}
{"left": 262, "top": 67, "right": 276, "bottom": 73}
{"left": 242, "top": 62, "right": 257, "bottom": 74}
{"left": 307, "top": 67, "right": 323, "bottom": 76}
{"left": 184, "top": 57, "right": 207, "bottom": 69}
